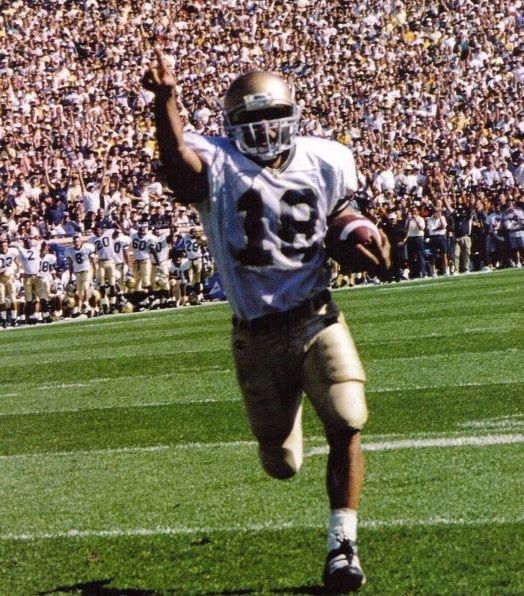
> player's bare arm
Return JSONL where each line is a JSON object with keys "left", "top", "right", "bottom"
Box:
{"left": 141, "top": 48, "right": 208, "bottom": 204}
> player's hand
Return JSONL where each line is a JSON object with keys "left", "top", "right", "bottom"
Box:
{"left": 355, "top": 229, "right": 391, "bottom": 272}
{"left": 141, "top": 48, "right": 176, "bottom": 94}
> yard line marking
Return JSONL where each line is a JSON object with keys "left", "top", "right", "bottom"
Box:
{"left": 459, "top": 415, "right": 524, "bottom": 430}
{"left": 0, "top": 515, "right": 522, "bottom": 543}
{"left": 0, "top": 368, "right": 233, "bottom": 394}
{"left": 356, "top": 326, "right": 514, "bottom": 345}
{"left": 2, "top": 378, "right": 521, "bottom": 417}
{"left": 306, "top": 433, "right": 524, "bottom": 456}
{"left": 1, "top": 433, "right": 522, "bottom": 462}
{"left": 0, "top": 396, "right": 241, "bottom": 417}
{"left": 370, "top": 378, "right": 523, "bottom": 394}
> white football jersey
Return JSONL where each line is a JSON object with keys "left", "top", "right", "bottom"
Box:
{"left": 151, "top": 232, "right": 171, "bottom": 264}
{"left": 130, "top": 231, "right": 157, "bottom": 261}
{"left": 184, "top": 133, "right": 358, "bottom": 319}
{"left": 113, "top": 234, "right": 130, "bottom": 265}
{"left": 38, "top": 253, "right": 57, "bottom": 279}
{"left": 65, "top": 243, "right": 95, "bottom": 273}
{"left": 0, "top": 247, "right": 18, "bottom": 275}
{"left": 183, "top": 233, "right": 202, "bottom": 260}
{"left": 17, "top": 244, "right": 41, "bottom": 275}
{"left": 88, "top": 230, "right": 116, "bottom": 261}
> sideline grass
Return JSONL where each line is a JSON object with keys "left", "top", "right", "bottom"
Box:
{"left": 0, "top": 269, "right": 523, "bottom": 595}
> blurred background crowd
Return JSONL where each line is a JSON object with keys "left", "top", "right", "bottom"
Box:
{"left": 0, "top": 0, "right": 523, "bottom": 308}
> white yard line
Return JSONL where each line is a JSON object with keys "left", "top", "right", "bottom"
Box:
{"left": 0, "top": 432, "right": 522, "bottom": 543}
{"left": 1, "top": 378, "right": 521, "bottom": 418}
{"left": 0, "top": 515, "right": 522, "bottom": 543}
{"left": 306, "top": 433, "right": 524, "bottom": 456}
{"left": 1, "top": 433, "right": 522, "bottom": 462}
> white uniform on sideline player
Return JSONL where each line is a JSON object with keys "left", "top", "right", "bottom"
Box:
{"left": 64, "top": 234, "right": 96, "bottom": 317}
{"left": 130, "top": 223, "right": 157, "bottom": 309}
{"left": 0, "top": 238, "right": 19, "bottom": 328}
{"left": 150, "top": 227, "right": 173, "bottom": 308}
{"left": 37, "top": 242, "right": 57, "bottom": 322}
{"left": 143, "top": 55, "right": 390, "bottom": 593}
{"left": 16, "top": 236, "right": 41, "bottom": 323}
{"left": 88, "top": 224, "right": 118, "bottom": 313}
{"left": 168, "top": 250, "right": 191, "bottom": 307}
{"left": 182, "top": 226, "right": 204, "bottom": 302}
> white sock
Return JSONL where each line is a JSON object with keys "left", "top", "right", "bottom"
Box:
{"left": 327, "top": 508, "right": 358, "bottom": 551}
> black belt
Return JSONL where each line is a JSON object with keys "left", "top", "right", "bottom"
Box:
{"left": 232, "top": 289, "right": 332, "bottom": 333}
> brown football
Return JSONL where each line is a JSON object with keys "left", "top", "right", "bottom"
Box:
{"left": 325, "top": 211, "right": 382, "bottom": 272}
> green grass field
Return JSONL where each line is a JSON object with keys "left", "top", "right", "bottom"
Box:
{"left": 1, "top": 269, "right": 523, "bottom": 596}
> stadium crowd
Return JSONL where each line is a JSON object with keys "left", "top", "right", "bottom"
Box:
{"left": 0, "top": 0, "right": 523, "bottom": 326}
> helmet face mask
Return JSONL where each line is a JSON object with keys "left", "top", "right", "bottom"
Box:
{"left": 223, "top": 72, "right": 300, "bottom": 161}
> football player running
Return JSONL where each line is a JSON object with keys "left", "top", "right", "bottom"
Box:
{"left": 143, "top": 50, "right": 390, "bottom": 593}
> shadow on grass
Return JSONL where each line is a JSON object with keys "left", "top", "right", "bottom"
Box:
{"left": 37, "top": 578, "right": 325, "bottom": 595}
{"left": 204, "top": 586, "right": 324, "bottom": 595}
{"left": 37, "top": 578, "right": 162, "bottom": 595}
{"left": 268, "top": 586, "right": 325, "bottom": 595}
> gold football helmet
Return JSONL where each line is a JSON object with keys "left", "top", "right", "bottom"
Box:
{"left": 222, "top": 71, "right": 300, "bottom": 161}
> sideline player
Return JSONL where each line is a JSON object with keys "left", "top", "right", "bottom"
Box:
{"left": 168, "top": 250, "right": 190, "bottom": 307}
{"left": 0, "top": 237, "right": 19, "bottom": 328}
{"left": 143, "top": 52, "right": 390, "bottom": 592}
{"left": 16, "top": 236, "right": 41, "bottom": 324}
{"left": 37, "top": 241, "right": 57, "bottom": 322}
{"left": 130, "top": 223, "right": 157, "bottom": 310}
{"left": 183, "top": 226, "right": 204, "bottom": 302}
{"left": 65, "top": 234, "right": 96, "bottom": 317}
{"left": 88, "top": 224, "right": 118, "bottom": 314}
{"left": 150, "top": 226, "right": 174, "bottom": 309}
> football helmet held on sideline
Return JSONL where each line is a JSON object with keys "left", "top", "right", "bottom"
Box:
{"left": 222, "top": 71, "right": 300, "bottom": 161}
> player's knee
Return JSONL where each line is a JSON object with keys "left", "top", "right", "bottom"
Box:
{"left": 328, "top": 381, "right": 368, "bottom": 432}
{"left": 258, "top": 444, "right": 302, "bottom": 480}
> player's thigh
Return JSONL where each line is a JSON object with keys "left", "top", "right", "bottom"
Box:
{"left": 96, "top": 267, "right": 105, "bottom": 286}
{"left": 23, "top": 277, "right": 35, "bottom": 302}
{"left": 36, "top": 278, "right": 50, "bottom": 300}
{"left": 303, "top": 314, "right": 368, "bottom": 433}
{"left": 232, "top": 328, "right": 302, "bottom": 441}
{"left": 115, "top": 263, "right": 125, "bottom": 283}
{"left": 132, "top": 261, "right": 141, "bottom": 282}
{"left": 5, "top": 279, "right": 16, "bottom": 303}
{"left": 192, "top": 260, "right": 202, "bottom": 277}
{"left": 141, "top": 261, "right": 152, "bottom": 286}
{"left": 104, "top": 261, "right": 116, "bottom": 286}
{"left": 76, "top": 271, "right": 91, "bottom": 293}
{"left": 0, "top": 280, "right": 6, "bottom": 304}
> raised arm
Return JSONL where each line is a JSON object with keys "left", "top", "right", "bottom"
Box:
{"left": 142, "top": 49, "right": 208, "bottom": 204}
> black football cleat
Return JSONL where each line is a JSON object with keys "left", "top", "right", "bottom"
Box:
{"left": 323, "top": 539, "right": 366, "bottom": 594}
